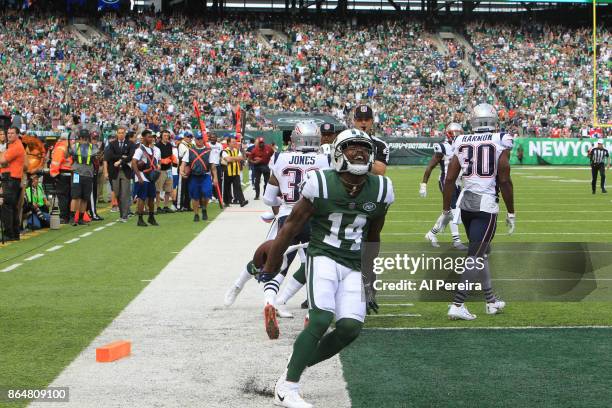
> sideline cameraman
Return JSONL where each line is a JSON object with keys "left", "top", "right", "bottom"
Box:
{"left": 0, "top": 127, "right": 26, "bottom": 241}
{"left": 24, "top": 174, "right": 50, "bottom": 230}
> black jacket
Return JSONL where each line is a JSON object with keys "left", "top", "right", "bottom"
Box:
{"left": 104, "top": 140, "right": 136, "bottom": 180}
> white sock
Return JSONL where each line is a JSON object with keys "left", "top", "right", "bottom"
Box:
{"left": 264, "top": 274, "right": 285, "bottom": 305}
{"left": 276, "top": 276, "right": 304, "bottom": 305}
{"left": 450, "top": 222, "right": 461, "bottom": 241}
{"left": 234, "top": 267, "right": 252, "bottom": 290}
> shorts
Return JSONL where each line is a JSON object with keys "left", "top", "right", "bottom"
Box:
{"left": 71, "top": 176, "right": 93, "bottom": 200}
{"left": 155, "top": 170, "right": 173, "bottom": 193}
{"left": 134, "top": 180, "right": 157, "bottom": 200}
{"left": 172, "top": 174, "right": 179, "bottom": 189}
{"left": 306, "top": 255, "right": 366, "bottom": 322}
{"left": 188, "top": 174, "right": 212, "bottom": 200}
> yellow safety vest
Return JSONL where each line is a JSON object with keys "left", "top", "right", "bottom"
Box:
{"left": 224, "top": 148, "right": 240, "bottom": 177}
{"left": 76, "top": 143, "right": 92, "bottom": 165}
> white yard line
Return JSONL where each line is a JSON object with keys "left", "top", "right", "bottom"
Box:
{"left": 93, "top": 227, "right": 105, "bottom": 232}
{"left": 367, "top": 314, "right": 422, "bottom": 318}
{"left": 79, "top": 232, "right": 93, "bottom": 238}
{"left": 378, "top": 303, "right": 414, "bottom": 306}
{"left": 65, "top": 238, "right": 80, "bottom": 244}
{"left": 382, "top": 232, "right": 612, "bottom": 235}
{"left": 46, "top": 245, "right": 63, "bottom": 252}
{"left": 1, "top": 263, "right": 22, "bottom": 272}
{"left": 24, "top": 253, "right": 45, "bottom": 261}
{"left": 387, "top": 219, "right": 612, "bottom": 223}
{"left": 31, "top": 191, "right": 350, "bottom": 408}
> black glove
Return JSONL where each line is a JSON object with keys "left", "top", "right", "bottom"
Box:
{"left": 364, "top": 283, "right": 379, "bottom": 315}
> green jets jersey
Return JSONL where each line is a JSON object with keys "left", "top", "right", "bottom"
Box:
{"left": 301, "top": 169, "right": 395, "bottom": 270}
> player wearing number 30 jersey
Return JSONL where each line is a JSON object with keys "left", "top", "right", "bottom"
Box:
{"left": 262, "top": 129, "right": 394, "bottom": 408}
{"left": 437, "top": 103, "right": 515, "bottom": 321}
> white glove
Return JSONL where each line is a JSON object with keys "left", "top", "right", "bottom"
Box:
{"left": 419, "top": 183, "right": 427, "bottom": 198}
{"left": 434, "top": 210, "right": 453, "bottom": 232}
{"left": 506, "top": 213, "right": 516, "bottom": 235}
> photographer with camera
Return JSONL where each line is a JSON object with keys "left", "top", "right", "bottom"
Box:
{"left": 132, "top": 129, "right": 161, "bottom": 227}
{"left": 0, "top": 127, "right": 26, "bottom": 241}
{"left": 104, "top": 126, "right": 136, "bottom": 223}
{"left": 69, "top": 129, "right": 99, "bottom": 226}
{"left": 24, "top": 174, "right": 50, "bottom": 230}
{"left": 49, "top": 134, "right": 73, "bottom": 224}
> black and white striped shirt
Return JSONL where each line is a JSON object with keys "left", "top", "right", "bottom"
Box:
{"left": 590, "top": 147, "right": 609, "bottom": 165}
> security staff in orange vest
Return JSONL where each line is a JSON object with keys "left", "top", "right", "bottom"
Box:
{"left": 49, "top": 134, "right": 74, "bottom": 224}
{"left": 0, "top": 127, "right": 26, "bottom": 241}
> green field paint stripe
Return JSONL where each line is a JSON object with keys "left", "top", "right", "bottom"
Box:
{"left": 382, "top": 232, "right": 612, "bottom": 235}
{"left": 65, "top": 238, "right": 80, "bottom": 244}
{"left": 387, "top": 219, "right": 612, "bottom": 223}
{"left": 379, "top": 303, "right": 414, "bottom": 306}
{"left": 24, "top": 253, "right": 45, "bottom": 261}
{"left": 1, "top": 263, "right": 22, "bottom": 272}
{"left": 46, "top": 245, "right": 63, "bottom": 252}
{"left": 363, "top": 326, "right": 612, "bottom": 330}
{"left": 389, "top": 210, "right": 612, "bottom": 213}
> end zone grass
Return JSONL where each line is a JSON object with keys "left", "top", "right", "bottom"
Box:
{"left": 341, "top": 166, "right": 612, "bottom": 407}
{"left": 0, "top": 206, "right": 220, "bottom": 407}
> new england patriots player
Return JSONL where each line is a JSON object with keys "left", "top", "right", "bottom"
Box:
{"left": 223, "top": 121, "right": 331, "bottom": 339}
{"left": 420, "top": 123, "right": 467, "bottom": 250}
{"left": 437, "top": 103, "right": 515, "bottom": 320}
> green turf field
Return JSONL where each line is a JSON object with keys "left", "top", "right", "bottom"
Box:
{"left": 0, "top": 206, "right": 221, "bottom": 407}
{"left": 342, "top": 166, "right": 612, "bottom": 408}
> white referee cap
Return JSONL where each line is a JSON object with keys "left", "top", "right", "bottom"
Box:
{"left": 597, "top": 139, "right": 604, "bottom": 145}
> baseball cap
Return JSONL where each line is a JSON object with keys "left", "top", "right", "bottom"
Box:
{"left": 184, "top": 130, "right": 193, "bottom": 138}
{"left": 354, "top": 105, "right": 373, "bottom": 120}
{"left": 320, "top": 122, "right": 335, "bottom": 133}
{"left": 194, "top": 131, "right": 203, "bottom": 140}
{"left": 78, "top": 128, "right": 90, "bottom": 139}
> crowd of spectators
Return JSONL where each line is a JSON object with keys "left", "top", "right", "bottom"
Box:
{"left": 0, "top": 10, "right": 609, "bottom": 139}
{"left": 466, "top": 20, "right": 611, "bottom": 137}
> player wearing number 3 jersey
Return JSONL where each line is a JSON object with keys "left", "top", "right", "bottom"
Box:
{"left": 437, "top": 103, "right": 515, "bottom": 321}
{"left": 263, "top": 129, "right": 394, "bottom": 408}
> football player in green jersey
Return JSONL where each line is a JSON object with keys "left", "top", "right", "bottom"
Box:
{"left": 260, "top": 129, "right": 395, "bottom": 408}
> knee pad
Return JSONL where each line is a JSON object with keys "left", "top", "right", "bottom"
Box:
{"left": 306, "top": 309, "right": 334, "bottom": 339}
{"left": 335, "top": 318, "right": 363, "bottom": 345}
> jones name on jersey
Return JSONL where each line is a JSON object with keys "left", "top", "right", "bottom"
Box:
{"left": 269, "top": 151, "right": 331, "bottom": 218}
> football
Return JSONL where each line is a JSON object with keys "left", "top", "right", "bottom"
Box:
{"left": 252, "top": 239, "right": 274, "bottom": 270}
{"left": 136, "top": 160, "right": 147, "bottom": 171}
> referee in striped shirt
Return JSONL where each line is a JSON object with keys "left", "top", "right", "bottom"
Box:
{"left": 588, "top": 139, "right": 610, "bottom": 194}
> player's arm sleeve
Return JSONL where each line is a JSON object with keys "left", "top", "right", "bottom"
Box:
{"left": 263, "top": 183, "right": 282, "bottom": 207}
{"left": 300, "top": 170, "right": 321, "bottom": 203}
{"left": 501, "top": 133, "right": 514, "bottom": 150}
{"left": 383, "top": 176, "right": 395, "bottom": 206}
{"left": 433, "top": 143, "right": 444, "bottom": 154}
{"left": 375, "top": 139, "right": 390, "bottom": 165}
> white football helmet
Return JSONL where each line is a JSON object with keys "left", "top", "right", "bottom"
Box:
{"left": 291, "top": 121, "right": 321, "bottom": 152}
{"left": 446, "top": 122, "right": 463, "bottom": 142}
{"left": 471, "top": 103, "right": 498, "bottom": 132}
{"left": 331, "top": 129, "right": 374, "bottom": 175}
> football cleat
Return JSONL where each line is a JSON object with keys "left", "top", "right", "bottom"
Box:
{"left": 264, "top": 303, "right": 280, "bottom": 340}
{"left": 448, "top": 304, "right": 477, "bottom": 320}
{"left": 224, "top": 285, "right": 242, "bottom": 307}
{"left": 276, "top": 304, "right": 294, "bottom": 319}
{"left": 425, "top": 231, "right": 440, "bottom": 248}
{"left": 485, "top": 299, "right": 506, "bottom": 315}
{"left": 274, "top": 372, "right": 312, "bottom": 408}
{"left": 452, "top": 241, "right": 468, "bottom": 250}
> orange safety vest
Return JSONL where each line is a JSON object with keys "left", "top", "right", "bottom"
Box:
{"left": 49, "top": 139, "right": 73, "bottom": 177}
